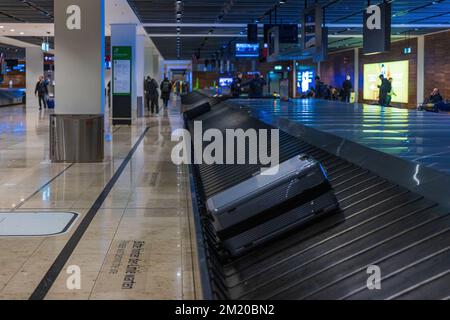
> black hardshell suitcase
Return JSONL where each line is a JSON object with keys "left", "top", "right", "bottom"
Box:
{"left": 206, "top": 155, "right": 338, "bottom": 256}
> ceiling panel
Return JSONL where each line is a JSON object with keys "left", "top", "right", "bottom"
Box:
{"left": 130, "top": 0, "right": 450, "bottom": 60}
{"left": 0, "top": 0, "right": 53, "bottom": 23}
{"left": 0, "top": 1, "right": 449, "bottom": 59}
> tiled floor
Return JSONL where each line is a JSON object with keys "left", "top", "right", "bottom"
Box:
{"left": 0, "top": 100, "right": 199, "bottom": 300}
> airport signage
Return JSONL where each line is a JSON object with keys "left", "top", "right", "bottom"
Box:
{"left": 363, "top": 2, "right": 391, "bottom": 55}
{"left": 112, "top": 46, "right": 132, "bottom": 125}
{"left": 66, "top": 5, "right": 82, "bottom": 30}
{"left": 112, "top": 46, "right": 132, "bottom": 96}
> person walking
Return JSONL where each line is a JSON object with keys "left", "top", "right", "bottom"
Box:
{"left": 230, "top": 72, "right": 243, "bottom": 98}
{"left": 160, "top": 77, "right": 172, "bottom": 108}
{"left": 342, "top": 75, "right": 353, "bottom": 103}
{"left": 378, "top": 74, "right": 390, "bottom": 107}
{"left": 107, "top": 80, "right": 111, "bottom": 109}
{"left": 35, "top": 76, "right": 48, "bottom": 110}
{"left": 145, "top": 76, "right": 160, "bottom": 116}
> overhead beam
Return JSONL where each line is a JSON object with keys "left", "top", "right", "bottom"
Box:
{"left": 147, "top": 34, "right": 411, "bottom": 39}
{"left": 142, "top": 23, "right": 450, "bottom": 29}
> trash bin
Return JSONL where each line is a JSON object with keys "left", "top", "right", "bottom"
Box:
{"left": 50, "top": 114, "right": 104, "bottom": 163}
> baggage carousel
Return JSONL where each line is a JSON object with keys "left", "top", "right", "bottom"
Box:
{"left": 184, "top": 92, "right": 450, "bottom": 300}
{"left": 0, "top": 88, "right": 25, "bottom": 107}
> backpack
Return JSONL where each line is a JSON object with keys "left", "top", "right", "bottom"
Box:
{"left": 162, "top": 81, "right": 171, "bottom": 92}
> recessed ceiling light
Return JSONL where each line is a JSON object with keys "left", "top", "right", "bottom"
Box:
{"left": 10, "top": 29, "right": 15, "bottom": 32}
{"left": 0, "top": 26, "right": 4, "bottom": 29}
{"left": 20, "top": 32, "right": 24, "bottom": 35}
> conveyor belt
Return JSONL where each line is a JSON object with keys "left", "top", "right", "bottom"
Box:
{"left": 185, "top": 92, "right": 450, "bottom": 300}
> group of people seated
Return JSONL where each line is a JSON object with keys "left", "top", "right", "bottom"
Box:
{"left": 230, "top": 73, "right": 267, "bottom": 98}
{"left": 299, "top": 75, "right": 354, "bottom": 103}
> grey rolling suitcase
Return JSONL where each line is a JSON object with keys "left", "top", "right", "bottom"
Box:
{"left": 206, "top": 155, "right": 338, "bottom": 257}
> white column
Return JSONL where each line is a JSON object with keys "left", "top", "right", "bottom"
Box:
{"left": 144, "top": 47, "right": 154, "bottom": 79}
{"left": 110, "top": 24, "right": 138, "bottom": 112}
{"left": 354, "top": 48, "right": 360, "bottom": 103}
{"left": 136, "top": 34, "right": 145, "bottom": 117}
{"left": 25, "top": 47, "right": 43, "bottom": 109}
{"left": 153, "top": 53, "right": 161, "bottom": 82}
{"left": 417, "top": 36, "right": 425, "bottom": 106}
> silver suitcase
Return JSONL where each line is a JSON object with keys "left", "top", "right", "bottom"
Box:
{"left": 206, "top": 155, "right": 338, "bottom": 256}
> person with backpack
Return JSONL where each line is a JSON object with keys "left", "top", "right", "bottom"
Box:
{"left": 145, "top": 76, "right": 160, "bottom": 116}
{"left": 160, "top": 77, "right": 172, "bottom": 108}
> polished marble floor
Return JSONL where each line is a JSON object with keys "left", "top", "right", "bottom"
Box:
{"left": 232, "top": 99, "right": 450, "bottom": 173}
{"left": 0, "top": 100, "right": 198, "bottom": 300}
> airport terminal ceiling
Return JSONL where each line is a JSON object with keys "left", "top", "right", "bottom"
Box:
{"left": 128, "top": 0, "right": 450, "bottom": 60}
{"left": 0, "top": 1, "right": 449, "bottom": 59}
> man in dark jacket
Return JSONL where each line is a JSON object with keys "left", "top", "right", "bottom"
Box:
{"left": 230, "top": 73, "right": 243, "bottom": 98}
{"left": 314, "top": 76, "right": 327, "bottom": 99}
{"left": 378, "top": 75, "right": 390, "bottom": 107}
{"left": 35, "top": 76, "right": 48, "bottom": 110}
{"left": 429, "top": 88, "right": 444, "bottom": 104}
{"left": 342, "top": 75, "right": 353, "bottom": 103}
{"left": 160, "top": 77, "right": 172, "bottom": 108}
{"left": 248, "top": 74, "right": 266, "bottom": 98}
{"left": 145, "top": 76, "right": 160, "bottom": 115}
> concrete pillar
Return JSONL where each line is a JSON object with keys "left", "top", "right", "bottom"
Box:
{"left": 153, "top": 53, "right": 161, "bottom": 82}
{"left": 144, "top": 47, "right": 154, "bottom": 79}
{"left": 135, "top": 34, "right": 145, "bottom": 117}
{"left": 51, "top": 0, "right": 105, "bottom": 162}
{"left": 25, "top": 47, "right": 43, "bottom": 109}
{"left": 417, "top": 36, "right": 425, "bottom": 106}
{"left": 55, "top": 0, "right": 104, "bottom": 115}
{"left": 354, "top": 48, "right": 360, "bottom": 103}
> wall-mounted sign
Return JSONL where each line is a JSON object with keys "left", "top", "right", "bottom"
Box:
{"left": 112, "top": 46, "right": 132, "bottom": 96}
{"left": 112, "top": 46, "right": 132, "bottom": 125}
{"left": 363, "top": 3, "right": 391, "bottom": 55}
{"left": 274, "top": 65, "right": 283, "bottom": 71}
{"left": 41, "top": 41, "right": 50, "bottom": 52}
{"left": 297, "top": 70, "right": 315, "bottom": 94}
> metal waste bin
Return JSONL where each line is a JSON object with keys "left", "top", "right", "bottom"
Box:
{"left": 50, "top": 114, "right": 104, "bottom": 163}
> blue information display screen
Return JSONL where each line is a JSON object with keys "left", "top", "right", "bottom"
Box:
{"left": 236, "top": 43, "right": 260, "bottom": 58}
{"left": 297, "top": 70, "right": 315, "bottom": 93}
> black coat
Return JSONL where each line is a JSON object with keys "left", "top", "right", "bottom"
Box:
{"left": 145, "top": 79, "right": 159, "bottom": 98}
{"left": 343, "top": 79, "right": 352, "bottom": 93}
{"left": 230, "top": 77, "right": 242, "bottom": 97}
{"left": 248, "top": 78, "right": 266, "bottom": 98}
{"left": 429, "top": 93, "right": 443, "bottom": 104}
{"left": 35, "top": 81, "right": 48, "bottom": 96}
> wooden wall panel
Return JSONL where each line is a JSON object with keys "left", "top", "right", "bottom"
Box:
{"left": 424, "top": 30, "right": 450, "bottom": 102}
{"left": 320, "top": 50, "right": 355, "bottom": 90}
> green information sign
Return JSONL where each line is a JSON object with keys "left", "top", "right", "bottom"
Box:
{"left": 112, "top": 46, "right": 132, "bottom": 96}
